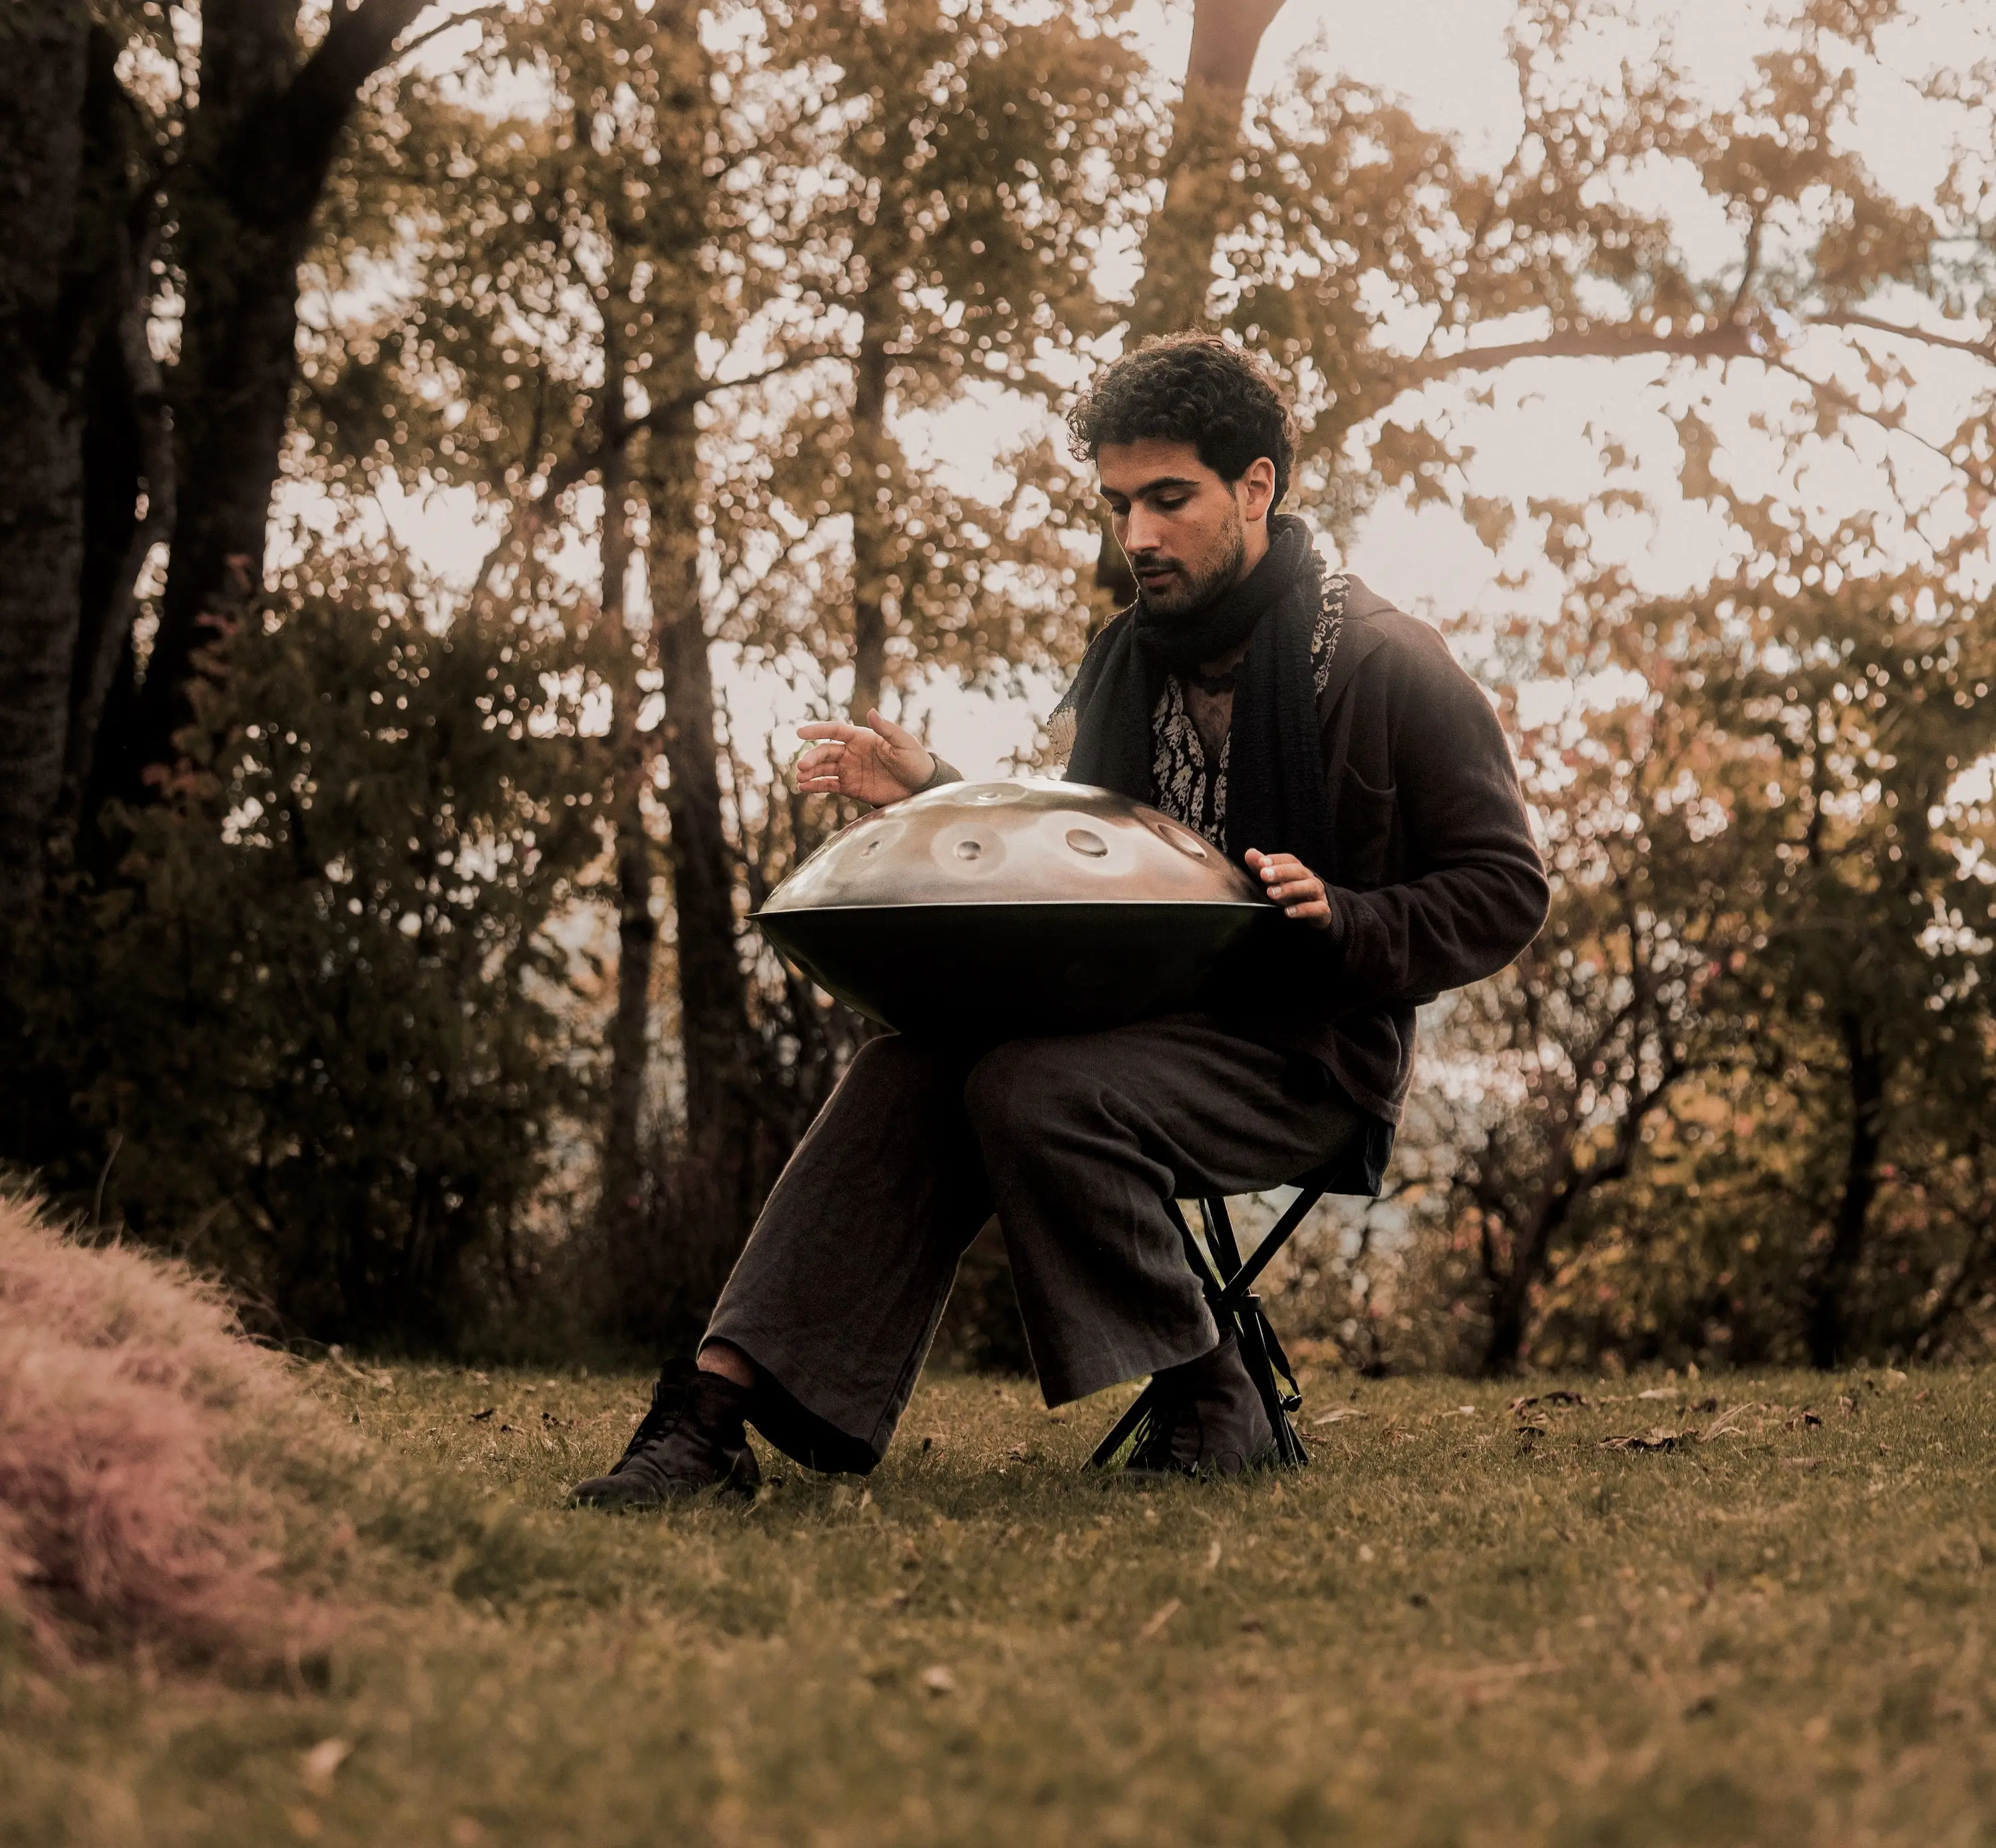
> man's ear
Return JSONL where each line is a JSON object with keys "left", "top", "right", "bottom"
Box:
{"left": 1238, "top": 456, "right": 1277, "bottom": 524}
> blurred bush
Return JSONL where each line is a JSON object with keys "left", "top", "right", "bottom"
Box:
{"left": 0, "top": 563, "right": 612, "bottom": 1350}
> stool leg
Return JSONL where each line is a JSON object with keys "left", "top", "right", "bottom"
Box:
{"left": 1234, "top": 1293, "right": 1308, "bottom": 1468}
{"left": 1090, "top": 1378, "right": 1162, "bottom": 1469}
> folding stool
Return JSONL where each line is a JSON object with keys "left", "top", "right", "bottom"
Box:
{"left": 1089, "top": 1157, "right": 1347, "bottom": 1471}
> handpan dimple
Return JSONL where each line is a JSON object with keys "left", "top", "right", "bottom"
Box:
{"left": 754, "top": 778, "right": 1272, "bottom": 1041}
{"left": 1155, "top": 820, "right": 1210, "bottom": 859}
{"left": 931, "top": 825, "right": 1004, "bottom": 873}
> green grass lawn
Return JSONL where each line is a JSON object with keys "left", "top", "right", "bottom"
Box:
{"left": 6, "top": 1360, "right": 1995, "bottom": 1847}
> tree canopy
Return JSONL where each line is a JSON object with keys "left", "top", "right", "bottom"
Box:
{"left": 3, "top": 0, "right": 1994, "bottom": 1364}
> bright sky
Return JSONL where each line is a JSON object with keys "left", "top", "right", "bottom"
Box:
{"left": 374, "top": 0, "right": 1996, "bottom": 778}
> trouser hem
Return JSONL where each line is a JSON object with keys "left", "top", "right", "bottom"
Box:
{"left": 1035, "top": 1313, "right": 1222, "bottom": 1409}
{"left": 702, "top": 1330, "right": 886, "bottom": 1475}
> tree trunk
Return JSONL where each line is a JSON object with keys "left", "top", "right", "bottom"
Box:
{"left": 647, "top": 420, "right": 769, "bottom": 1316}
{"left": 65, "top": 209, "right": 173, "bottom": 844}
{"left": 1480, "top": 1192, "right": 1564, "bottom": 1376}
{"left": 847, "top": 311, "right": 894, "bottom": 720}
{"left": 1092, "top": 0, "right": 1289, "bottom": 606}
{"left": 1128, "top": 0, "right": 1287, "bottom": 339}
{"left": 121, "top": 0, "right": 310, "bottom": 794}
{"left": 1806, "top": 1012, "right": 1888, "bottom": 1368}
{"left": 0, "top": 3, "right": 92, "bottom": 913}
{"left": 597, "top": 367, "right": 654, "bottom": 1234}
{"left": 104, "top": 0, "right": 428, "bottom": 801}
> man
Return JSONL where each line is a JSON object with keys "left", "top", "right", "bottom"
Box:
{"left": 571, "top": 333, "right": 1548, "bottom": 1504}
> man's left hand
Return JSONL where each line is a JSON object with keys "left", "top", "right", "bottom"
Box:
{"left": 1245, "top": 849, "right": 1334, "bottom": 929}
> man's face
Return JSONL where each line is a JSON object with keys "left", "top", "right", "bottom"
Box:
{"left": 1096, "top": 439, "right": 1276, "bottom": 617}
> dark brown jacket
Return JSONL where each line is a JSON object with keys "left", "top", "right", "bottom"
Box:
{"left": 1225, "top": 575, "right": 1548, "bottom": 1129}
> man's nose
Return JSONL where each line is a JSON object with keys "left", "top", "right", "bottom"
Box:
{"left": 1122, "top": 506, "right": 1168, "bottom": 555}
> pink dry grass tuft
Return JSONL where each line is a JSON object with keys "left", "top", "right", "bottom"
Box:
{"left": 0, "top": 1189, "right": 319, "bottom": 1664}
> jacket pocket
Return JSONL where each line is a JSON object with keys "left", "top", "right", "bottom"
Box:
{"left": 1337, "top": 770, "right": 1399, "bottom": 889}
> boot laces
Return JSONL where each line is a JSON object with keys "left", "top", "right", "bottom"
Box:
{"left": 613, "top": 1368, "right": 695, "bottom": 1472}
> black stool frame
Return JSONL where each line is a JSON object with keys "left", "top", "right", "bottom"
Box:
{"left": 1090, "top": 1167, "right": 1339, "bottom": 1472}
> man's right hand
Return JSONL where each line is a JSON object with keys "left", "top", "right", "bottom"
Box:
{"left": 794, "top": 709, "right": 937, "bottom": 808}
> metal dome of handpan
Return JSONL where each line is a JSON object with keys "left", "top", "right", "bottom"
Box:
{"left": 753, "top": 778, "right": 1271, "bottom": 1041}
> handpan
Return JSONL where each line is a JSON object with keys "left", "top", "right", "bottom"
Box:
{"left": 754, "top": 778, "right": 1271, "bottom": 1041}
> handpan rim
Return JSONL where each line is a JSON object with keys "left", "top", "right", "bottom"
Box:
{"left": 751, "top": 899, "right": 1271, "bottom": 917}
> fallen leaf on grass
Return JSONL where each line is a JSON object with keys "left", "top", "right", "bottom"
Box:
{"left": 468, "top": 1408, "right": 495, "bottom": 1422}
{"left": 1781, "top": 1457, "right": 1821, "bottom": 1470}
{"left": 1637, "top": 1387, "right": 1680, "bottom": 1402}
{"left": 1600, "top": 1428, "right": 1695, "bottom": 1453}
{"left": 1697, "top": 1402, "right": 1774, "bottom": 1442}
{"left": 1138, "top": 1599, "right": 1182, "bottom": 1640}
{"left": 1311, "top": 1408, "right": 1371, "bottom": 1426}
{"left": 299, "top": 1738, "right": 352, "bottom": 1795}
{"left": 1422, "top": 1657, "right": 1564, "bottom": 1700}
{"left": 919, "top": 1665, "right": 957, "bottom": 1696}
{"left": 1510, "top": 1390, "right": 1587, "bottom": 1412}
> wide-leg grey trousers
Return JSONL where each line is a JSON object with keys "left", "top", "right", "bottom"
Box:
{"left": 704, "top": 1015, "right": 1368, "bottom": 1472}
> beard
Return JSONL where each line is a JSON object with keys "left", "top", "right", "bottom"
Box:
{"left": 1132, "top": 509, "right": 1248, "bottom": 619}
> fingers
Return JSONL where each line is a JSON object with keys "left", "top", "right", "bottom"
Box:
{"left": 795, "top": 738, "right": 856, "bottom": 795}
{"left": 866, "top": 708, "right": 921, "bottom": 752}
{"left": 797, "top": 721, "right": 869, "bottom": 744}
{"left": 1248, "top": 849, "right": 1333, "bottom": 927}
{"left": 1251, "top": 851, "right": 1310, "bottom": 894}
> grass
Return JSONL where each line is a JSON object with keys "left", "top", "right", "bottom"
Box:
{"left": 5, "top": 1357, "right": 1995, "bottom": 1847}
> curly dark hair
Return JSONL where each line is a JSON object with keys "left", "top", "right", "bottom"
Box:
{"left": 1066, "top": 333, "right": 1297, "bottom": 509}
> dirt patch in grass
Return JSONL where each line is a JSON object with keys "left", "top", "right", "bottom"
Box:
{"left": 3, "top": 1360, "right": 1991, "bottom": 1845}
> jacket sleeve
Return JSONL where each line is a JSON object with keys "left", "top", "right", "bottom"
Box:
{"left": 1318, "top": 623, "right": 1548, "bottom": 1007}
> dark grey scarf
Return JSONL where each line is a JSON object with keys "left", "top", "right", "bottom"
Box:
{"left": 1066, "top": 515, "right": 1339, "bottom": 878}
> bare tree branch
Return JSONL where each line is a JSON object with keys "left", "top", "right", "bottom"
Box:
{"left": 1820, "top": 311, "right": 1996, "bottom": 363}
